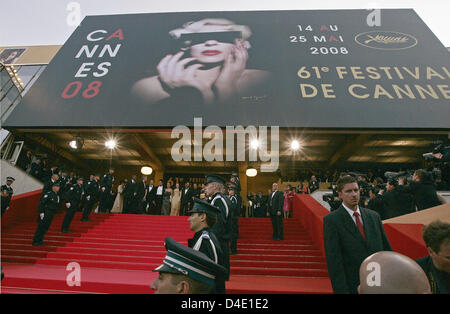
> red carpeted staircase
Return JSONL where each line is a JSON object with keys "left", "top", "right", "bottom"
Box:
{"left": 1, "top": 212, "right": 332, "bottom": 294}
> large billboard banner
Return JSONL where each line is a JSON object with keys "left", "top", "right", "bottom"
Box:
{"left": 4, "top": 9, "right": 450, "bottom": 128}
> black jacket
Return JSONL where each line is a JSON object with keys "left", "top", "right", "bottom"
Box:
{"left": 64, "top": 184, "right": 84, "bottom": 207}
{"left": 416, "top": 256, "right": 450, "bottom": 294}
{"left": 367, "top": 195, "right": 385, "bottom": 219}
{"left": 398, "top": 181, "right": 441, "bottom": 211}
{"left": 85, "top": 179, "right": 100, "bottom": 201}
{"left": 210, "top": 192, "right": 233, "bottom": 241}
{"left": 188, "top": 227, "right": 228, "bottom": 283}
{"left": 268, "top": 190, "right": 284, "bottom": 215}
{"left": 100, "top": 173, "right": 114, "bottom": 190}
{"left": 146, "top": 185, "right": 157, "bottom": 203}
{"left": 323, "top": 205, "right": 392, "bottom": 294}
{"left": 136, "top": 181, "right": 147, "bottom": 201}
{"left": 38, "top": 191, "right": 60, "bottom": 214}
{"left": 181, "top": 187, "right": 194, "bottom": 205}
{"left": 381, "top": 188, "right": 415, "bottom": 219}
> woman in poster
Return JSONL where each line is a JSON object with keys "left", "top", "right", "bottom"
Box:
{"left": 132, "top": 18, "right": 270, "bottom": 105}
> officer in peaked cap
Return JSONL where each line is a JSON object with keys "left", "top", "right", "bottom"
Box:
{"left": 1, "top": 177, "right": 15, "bottom": 216}
{"left": 203, "top": 174, "right": 232, "bottom": 293}
{"left": 99, "top": 167, "right": 115, "bottom": 213}
{"left": 227, "top": 184, "right": 240, "bottom": 255}
{"left": 81, "top": 174, "right": 100, "bottom": 222}
{"left": 151, "top": 237, "right": 227, "bottom": 294}
{"left": 187, "top": 198, "right": 226, "bottom": 293}
{"left": 32, "top": 182, "right": 61, "bottom": 246}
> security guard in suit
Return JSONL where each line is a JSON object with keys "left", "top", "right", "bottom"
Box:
{"left": 151, "top": 237, "right": 227, "bottom": 294}
{"left": 187, "top": 198, "right": 226, "bottom": 294}
{"left": 81, "top": 174, "right": 100, "bottom": 222}
{"left": 61, "top": 177, "right": 84, "bottom": 232}
{"left": 228, "top": 184, "right": 240, "bottom": 255}
{"left": 32, "top": 182, "right": 61, "bottom": 246}
{"left": 204, "top": 174, "right": 232, "bottom": 290}
{"left": 99, "top": 168, "right": 114, "bottom": 213}
{"left": 1, "top": 177, "right": 15, "bottom": 216}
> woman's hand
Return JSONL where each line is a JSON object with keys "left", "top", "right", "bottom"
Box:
{"left": 214, "top": 41, "right": 248, "bottom": 102}
{"left": 157, "top": 52, "right": 214, "bottom": 103}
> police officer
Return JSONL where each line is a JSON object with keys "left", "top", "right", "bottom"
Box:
{"left": 81, "top": 174, "right": 100, "bottom": 222}
{"left": 59, "top": 169, "right": 70, "bottom": 197}
{"left": 228, "top": 184, "right": 240, "bottom": 255}
{"left": 187, "top": 198, "right": 226, "bottom": 293}
{"left": 1, "top": 177, "right": 15, "bottom": 216}
{"left": 99, "top": 167, "right": 114, "bottom": 213}
{"left": 203, "top": 174, "right": 232, "bottom": 290}
{"left": 61, "top": 177, "right": 84, "bottom": 233}
{"left": 151, "top": 237, "right": 227, "bottom": 294}
{"left": 32, "top": 182, "right": 60, "bottom": 246}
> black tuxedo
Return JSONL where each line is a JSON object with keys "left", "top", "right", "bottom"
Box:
{"left": 323, "top": 205, "right": 392, "bottom": 294}
{"left": 135, "top": 181, "right": 147, "bottom": 214}
{"left": 123, "top": 180, "right": 138, "bottom": 214}
{"left": 145, "top": 185, "right": 157, "bottom": 214}
{"left": 181, "top": 187, "right": 194, "bottom": 215}
{"left": 268, "top": 190, "right": 284, "bottom": 240}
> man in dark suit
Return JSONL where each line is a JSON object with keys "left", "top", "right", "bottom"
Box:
{"left": 323, "top": 175, "right": 392, "bottom": 294}
{"left": 267, "top": 183, "right": 284, "bottom": 240}
{"left": 135, "top": 175, "right": 147, "bottom": 214}
{"left": 145, "top": 179, "right": 157, "bottom": 214}
{"left": 154, "top": 179, "right": 164, "bottom": 215}
{"left": 98, "top": 168, "right": 115, "bottom": 213}
{"left": 181, "top": 182, "right": 194, "bottom": 216}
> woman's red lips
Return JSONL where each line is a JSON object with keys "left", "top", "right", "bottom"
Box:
{"left": 202, "top": 50, "right": 221, "bottom": 56}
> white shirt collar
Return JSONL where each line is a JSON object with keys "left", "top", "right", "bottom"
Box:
{"left": 342, "top": 203, "right": 361, "bottom": 219}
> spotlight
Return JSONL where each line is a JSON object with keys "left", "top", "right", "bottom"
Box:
{"left": 290, "top": 140, "right": 301, "bottom": 151}
{"left": 246, "top": 168, "right": 257, "bottom": 177}
{"left": 69, "top": 140, "right": 78, "bottom": 149}
{"left": 105, "top": 139, "right": 116, "bottom": 149}
{"left": 250, "top": 139, "right": 260, "bottom": 149}
{"left": 69, "top": 137, "right": 83, "bottom": 151}
{"left": 141, "top": 166, "right": 153, "bottom": 175}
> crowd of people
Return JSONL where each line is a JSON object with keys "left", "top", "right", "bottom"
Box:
{"left": 4, "top": 147, "right": 449, "bottom": 294}
{"left": 323, "top": 168, "right": 445, "bottom": 220}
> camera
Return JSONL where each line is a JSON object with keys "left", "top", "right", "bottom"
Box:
{"left": 423, "top": 140, "right": 450, "bottom": 162}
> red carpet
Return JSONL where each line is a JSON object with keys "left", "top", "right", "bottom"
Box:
{"left": 1, "top": 212, "right": 332, "bottom": 294}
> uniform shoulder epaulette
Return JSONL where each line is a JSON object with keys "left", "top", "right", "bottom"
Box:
{"left": 201, "top": 231, "right": 211, "bottom": 240}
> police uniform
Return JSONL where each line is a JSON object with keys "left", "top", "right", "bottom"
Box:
{"left": 205, "top": 175, "right": 232, "bottom": 285}
{"left": 187, "top": 198, "right": 226, "bottom": 294}
{"left": 153, "top": 237, "right": 227, "bottom": 293}
{"left": 32, "top": 182, "right": 60, "bottom": 246}
{"left": 59, "top": 171, "right": 70, "bottom": 197}
{"left": 61, "top": 179, "right": 84, "bottom": 232}
{"left": 228, "top": 185, "right": 240, "bottom": 255}
{"left": 81, "top": 176, "right": 100, "bottom": 221}
{"left": 99, "top": 169, "right": 114, "bottom": 213}
{"left": 1, "top": 177, "right": 14, "bottom": 216}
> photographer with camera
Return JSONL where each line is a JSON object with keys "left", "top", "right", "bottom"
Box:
{"left": 323, "top": 182, "right": 341, "bottom": 211}
{"left": 367, "top": 187, "right": 385, "bottom": 219}
{"left": 381, "top": 178, "right": 415, "bottom": 219}
{"left": 397, "top": 169, "right": 441, "bottom": 211}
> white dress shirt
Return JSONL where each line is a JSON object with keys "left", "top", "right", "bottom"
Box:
{"left": 342, "top": 203, "right": 364, "bottom": 226}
